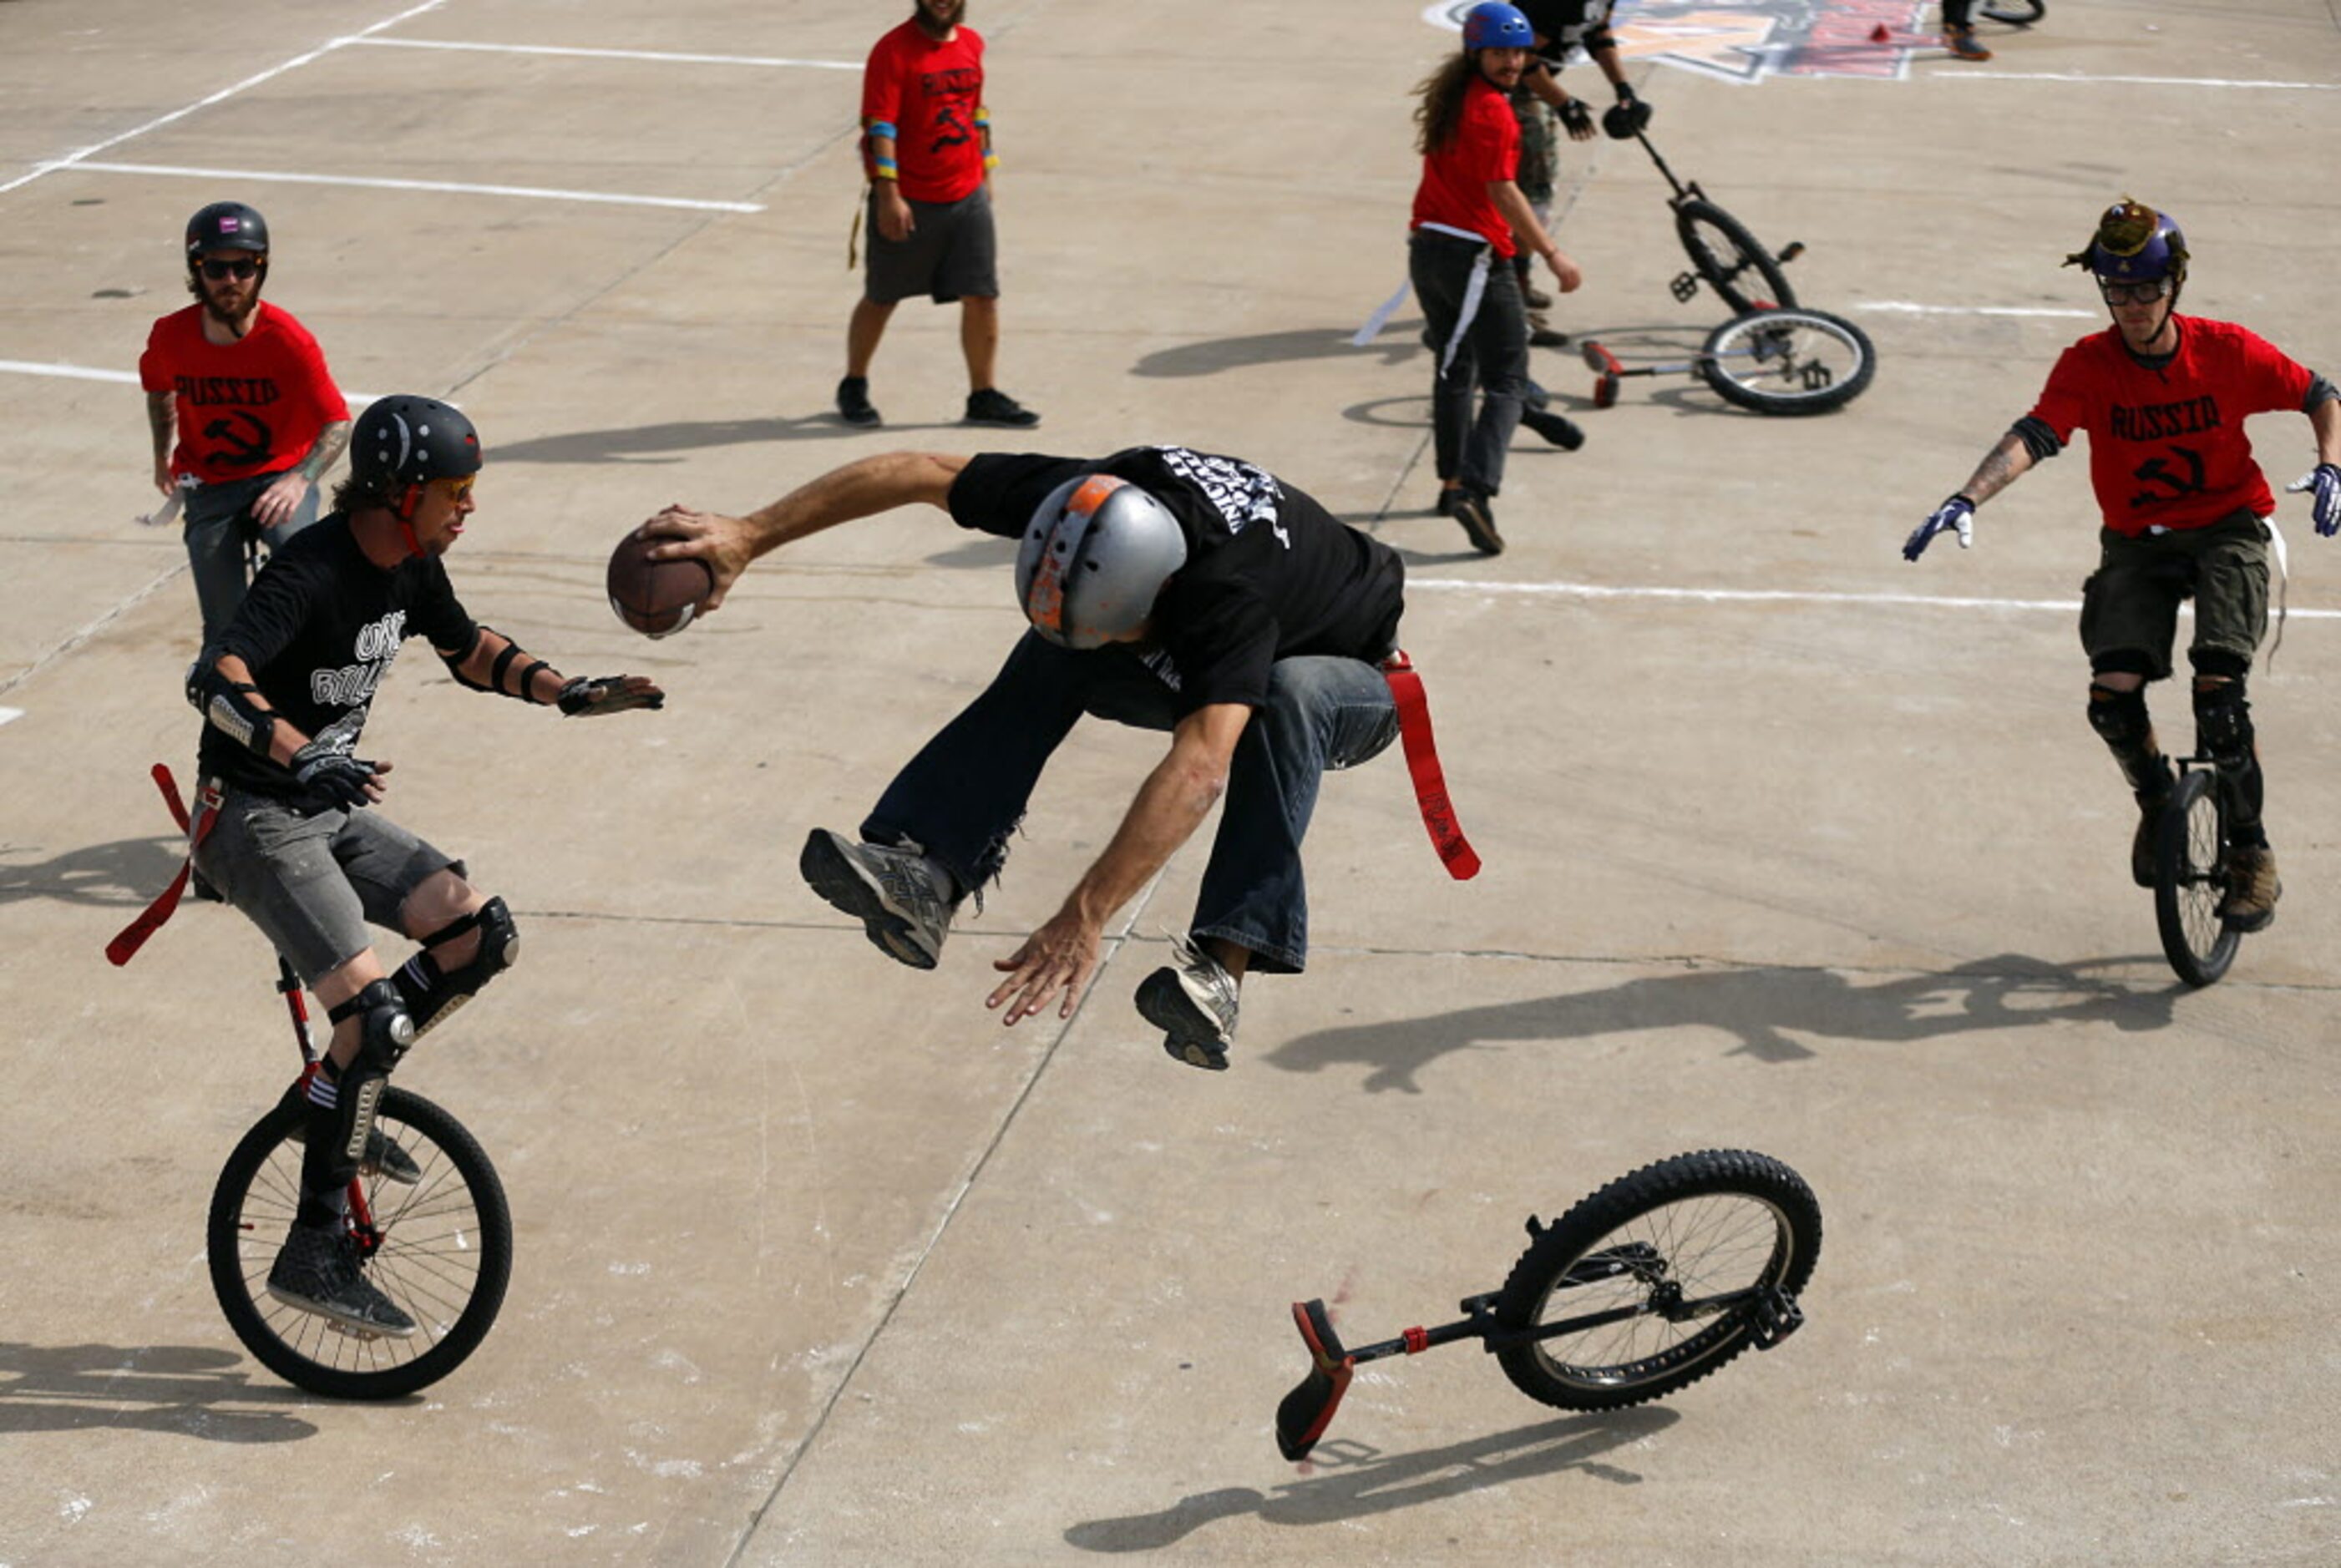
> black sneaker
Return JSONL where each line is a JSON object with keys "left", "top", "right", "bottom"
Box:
{"left": 1528, "top": 322, "right": 1571, "bottom": 349}
{"left": 1435, "top": 488, "right": 1462, "bottom": 518}
{"left": 1521, "top": 407, "right": 1586, "bottom": 450}
{"left": 2130, "top": 787, "right": 2168, "bottom": 889}
{"left": 964, "top": 387, "right": 1041, "bottom": 427}
{"left": 1135, "top": 936, "right": 1241, "bottom": 1071}
{"left": 1452, "top": 490, "right": 1505, "bottom": 556}
{"left": 1522, "top": 281, "right": 1553, "bottom": 311}
{"left": 266, "top": 1225, "right": 416, "bottom": 1338}
{"left": 836, "top": 376, "right": 882, "bottom": 427}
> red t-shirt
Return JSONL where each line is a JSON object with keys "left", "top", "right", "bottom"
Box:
{"left": 1411, "top": 76, "right": 1519, "bottom": 256}
{"left": 861, "top": 21, "right": 986, "bottom": 204}
{"left": 2027, "top": 316, "right": 2312, "bottom": 536}
{"left": 139, "top": 304, "right": 348, "bottom": 482}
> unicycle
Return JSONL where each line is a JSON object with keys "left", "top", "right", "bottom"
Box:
{"left": 2152, "top": 757, "right": 2244, "bottom": 988}
{"left": 1979, "top": 1, "right": 2045, "bottom": 24}
{"left": 205, "top": 957, "right": 513, "bottom": 1399}
{"left": 1581, "top": 308, "right": 1876, "bottom": 416}
{"left": 1276, "top": 1150, "right": 1820, "bottom": 1460}
{"left": 1633, "top": 131, "right": 1803, "bottom": 316}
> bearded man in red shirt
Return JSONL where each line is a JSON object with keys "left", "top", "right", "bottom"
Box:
{"left": 837, "top": 0, "right": 1039, "bottom": 432}
{"left": 141, "top": 201, "right": 351, "bottom": 643}
{"left": 1906, "top": 199, "right": 2341, "bottom": 932}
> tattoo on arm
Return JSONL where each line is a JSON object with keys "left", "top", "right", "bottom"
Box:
{"left": 297, "top": 420, "right": 351, "bottom": 484}
{"left": 1961, "top": 433, "right": 2033, "bottom": 505}
{"left": 147, "top": 392, "right": 175, "bottom": 463}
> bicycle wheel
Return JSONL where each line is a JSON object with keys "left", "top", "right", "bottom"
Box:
{"left": 1673, "top": 198, "right": 1796, "bottom": 315}
{"left": 1493, "top": 1150, "right": 1821, "bottom": 1410}
{"left": 1697, "top": 308, "right": 1877, "bottom": 416}
{"left": 2153, "top": 768, "right": 2240, "bottom": 987}
{"left": 208, "top": 1086, "right": 512, "bottom": 1399}
{"left": 1978, "top": 0, "right": 2045, "bottom": 24}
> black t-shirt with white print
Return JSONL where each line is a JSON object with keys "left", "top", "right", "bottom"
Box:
{"left": 948, "top": 446, "right": 1406, "bottom": 716}
{"left": 200, "top": 513, "right": 476, "bottom": 797}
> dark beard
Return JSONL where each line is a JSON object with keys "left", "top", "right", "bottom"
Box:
{"left": 912, "top": 1, "right": 960, "bottom": 38}
{"left": 200, "top": 287, "right": 259, "bottom": 338}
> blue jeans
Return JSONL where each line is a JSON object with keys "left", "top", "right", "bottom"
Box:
{"left": 864, "top": 633, "right": 1400, "bottom": 974}
{"left": 185, "top": 471, "right": 319, "bottom": 645}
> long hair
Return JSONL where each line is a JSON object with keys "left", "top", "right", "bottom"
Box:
{"left": 1413, "top": 53, "right": 1478, "bottom": 157}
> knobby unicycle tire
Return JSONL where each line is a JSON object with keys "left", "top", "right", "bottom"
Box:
{"left": 207, "top": 1086, "right": 512, "bottom": 1399}
{"left": 2154, "top": 768, "right": 2239, "bottom": 988}
{"left": 1673, "top": 198, "right": 1796, "bottom": 315}
{"left": 1492, "top": 1150, "right": 1821, "bottom": 1410}
{"left": 1978, "top": 0, "right": 2045, "bottom": 23}
{"left": 1698, "top": 308, "right": 1877, "bottom": 416}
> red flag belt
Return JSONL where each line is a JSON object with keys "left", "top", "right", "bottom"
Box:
{"left": 1381, "top": 651, "right": 1481, "bottom": 881}
{"left": 107, "top": 765, "right": 218, "bottom": 967}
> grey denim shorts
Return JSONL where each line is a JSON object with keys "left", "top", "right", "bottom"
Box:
{"left": 191, "top": 784, "right": 461, "bottom": 985}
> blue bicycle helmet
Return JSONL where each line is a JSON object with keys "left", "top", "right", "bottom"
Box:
{"left": 2066, "top": 197, "right": 2188, "bottom": 286}
{"left": 1461, "top": 2, "right": 1536, "bottom": 51}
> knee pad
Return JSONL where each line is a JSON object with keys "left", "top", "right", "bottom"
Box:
{"left": 395, "top": 896, "right": 519, "bottom": 1038}
{"left": 320, "top": 979, "right": 415, "bottom": 1176}
{"left": 2086, "top": 683, "right": 2151, "bottom": 748}
{"left": 325, "top": 979, "right": 417, "bottom": 1075}
{"left": 2192, "top": 675, "right": 2254, "bottom": 764}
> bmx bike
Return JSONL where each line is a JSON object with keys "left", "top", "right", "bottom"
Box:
{"left": 205, "top": 954, "right": 513, "bottom": 1398}
{"left": 1276, "top": 1150, "right": 1820, "bottom": 1460}
{"left": 1580, "top": 308, "right": 1877, "bottom": 416}
{"left": 1633, "top": 130, "right": 1805, "bottom": 316}
{"left": 2151, "top": 754, "right": 2256, "bottom": 989}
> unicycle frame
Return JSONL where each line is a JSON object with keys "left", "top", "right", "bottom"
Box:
{"left": 1633, "top": 130, "right": 1805, "bottom": 311}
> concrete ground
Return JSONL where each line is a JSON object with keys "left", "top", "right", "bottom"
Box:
{"left": 3, "top": 0, "right": 2338, "bottom": 1563}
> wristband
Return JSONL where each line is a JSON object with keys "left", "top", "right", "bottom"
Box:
{"left": 982, "top": 153, "right": 999, "bottom": 171}
{"left": 873, "top": 158, "right": 899, "bottom": 180}
{"left": 865, "top": 120, "right": 898, "bottom": 141}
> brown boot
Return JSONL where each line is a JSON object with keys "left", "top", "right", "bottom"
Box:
{"left": 2217, "top": 845, "right": 2281, "bottom": 933}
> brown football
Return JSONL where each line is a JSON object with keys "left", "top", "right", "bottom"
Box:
{"left": 607, "top": 530, "right": 713, "bottom": 639}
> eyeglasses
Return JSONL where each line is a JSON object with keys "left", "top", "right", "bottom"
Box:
{"left": 199, "top": 258, "right": 260, "bottom": 281}
{"left": 2099, "top": 278, "right": 2171, "bottom": 306}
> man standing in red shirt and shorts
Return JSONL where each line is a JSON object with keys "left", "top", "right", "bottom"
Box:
{"left": 838, "top": 0, "right": 1039, "bottom": 432}
{"left": 141, "top": 201, "right": 351, "bottom": 643}
{"left": 1408, "top": 3, "right": 1583, "bottom": 556}
{"left": 1906, "top": 199, "right": 2341, "bottom": 931}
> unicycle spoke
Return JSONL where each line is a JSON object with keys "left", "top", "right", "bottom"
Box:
{"left": 2155, "top": 767, "right": 2242, "bottom": 987}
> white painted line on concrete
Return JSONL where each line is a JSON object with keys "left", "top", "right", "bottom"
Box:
{"left": 1934, "top": 71, "right": 2341, "bottom": 91}
{"left": 0, "top": 707, "right": 23, "bottom": 728}
{"left": 1853, "top": 301, "right": 2097, "bottom": 320}
{"left": 0, "top": 0, "right": 450, "bottom": 196}
{"left": 1409, "top": 577, "right": 2341, "bottom": 620}
{"left": 0, "top": 359, "right": 385, "bottom": 404}
{"left": 73, "top": 160, "right": 764, "bottom": 214}
{"left": 351, "top": 37, "right": 859, "bottom": 70}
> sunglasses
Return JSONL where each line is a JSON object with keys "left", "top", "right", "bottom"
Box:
{"left": 199, "top": 258, "right": 261, "bottom": 281}
{"left": 433, "top": 475, "right": 476, "bottom": 503}
{"left": 2099, "top": 278, "right": 2171, "bottom": 306}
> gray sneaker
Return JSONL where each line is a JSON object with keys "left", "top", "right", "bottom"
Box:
{"left": 266, "top": 1224, "right": 416, "bottom": 1338}
{"left": 2218, "top": 844, "right": 2281, "bottom": 933}
{"left": 799, "top": 828, "right": 955, "bottom": 969}
{"left": 1135, "top": 935, "right": 1241, "bottom": 1071}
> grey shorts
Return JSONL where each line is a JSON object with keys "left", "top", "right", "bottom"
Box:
{"left": 2079, "top": 508, "right": 2272, "bottom": 680}
{"left": 864, "top": 182, "right": 998, "bottom": 306}
{"left": 190, "top": 784, "right": 462, "bottom": 986}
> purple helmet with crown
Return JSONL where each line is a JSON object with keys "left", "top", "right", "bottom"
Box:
{"left": 2067, "top": 197, "right": 2188, "bottom": 286}
{"left": 1461, "top": 2, "right": 1535, "bottom": 51}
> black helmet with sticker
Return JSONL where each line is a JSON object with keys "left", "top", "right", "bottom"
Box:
{"left": 185, "top": 201, "right": 270, "bottom": 260}
{"left": 350, "top": 396, "right": 482, "bottom": 495}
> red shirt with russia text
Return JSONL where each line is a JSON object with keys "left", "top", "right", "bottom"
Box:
{"left": 1411, "top": 76, "right": 1519, "bottom": 257}
{"left": 2027, "top": 316, "right": 2312, "bottom": 537}
{"left": 139, "top": 303, "right": 348, "bottom": 482}
{"left": 862, "top": 21, "right": 986, "bottom": 204}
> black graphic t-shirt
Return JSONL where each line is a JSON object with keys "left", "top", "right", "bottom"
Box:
{"left": 949, "top": 447, "right": 1406, "bottom": 715}
{"left": 1518, "top": 0, "right": 1616, "bottom": 68}
{"left": 200, "top": 514, "right": 475, "bottom": 797}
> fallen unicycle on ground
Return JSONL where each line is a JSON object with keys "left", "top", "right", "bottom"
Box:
{"left": 1274, "top": 1149, "right": 1821, "bottom": 1460}
{"left": 1581, "top": 308, "right": 1877, "bottom": 416}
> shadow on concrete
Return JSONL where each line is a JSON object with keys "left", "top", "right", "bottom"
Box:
{"left": 1063, "top": 1407, "right": 1675, "bottom": 1550}
{"left": 0, "top": 1343, "right": 317, "bottom": 1442}
{"left": 0, "top": 836, "right": 185, "bottom": 909}
{"left": 485, "top": 415, "right": 975, "bottom": 465}
{"left": 1131, "top": 323, "right": 1426, "bottom": 380}
{"left": 921, "top": 535, "right": 1019, "bottom": 571}
{"left": 1269, "top": 954, "right": 2176, "bottom": 1094}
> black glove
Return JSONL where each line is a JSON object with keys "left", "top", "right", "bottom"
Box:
{"left": 290, "top": 741, "right": 380, "bottom": 810}
{"left": 1602, "top": 83, "right": 1651, "bottom": 140}
{"left": 557, "top": 675, "right": 666, "bottom": 717}
{"left": 1557, "top": 98, "right": 1594, "bottom": 139}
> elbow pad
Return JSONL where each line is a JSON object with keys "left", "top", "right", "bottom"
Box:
{"left": 440, "top": 624, "right": 490, "bottom": 691}
{"left": 187, "top": 662, "right": 276, "bottom": 756}
{"left": 2012, "top": 416, "right": 2064, "bottom": 463}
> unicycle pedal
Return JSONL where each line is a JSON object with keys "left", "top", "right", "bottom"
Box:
{"left": 1670, "top": 270, "right": 1701, "bottom": 303}
{"left": 1743, "top": 1284, "right": 1805, "bottom": 1349}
